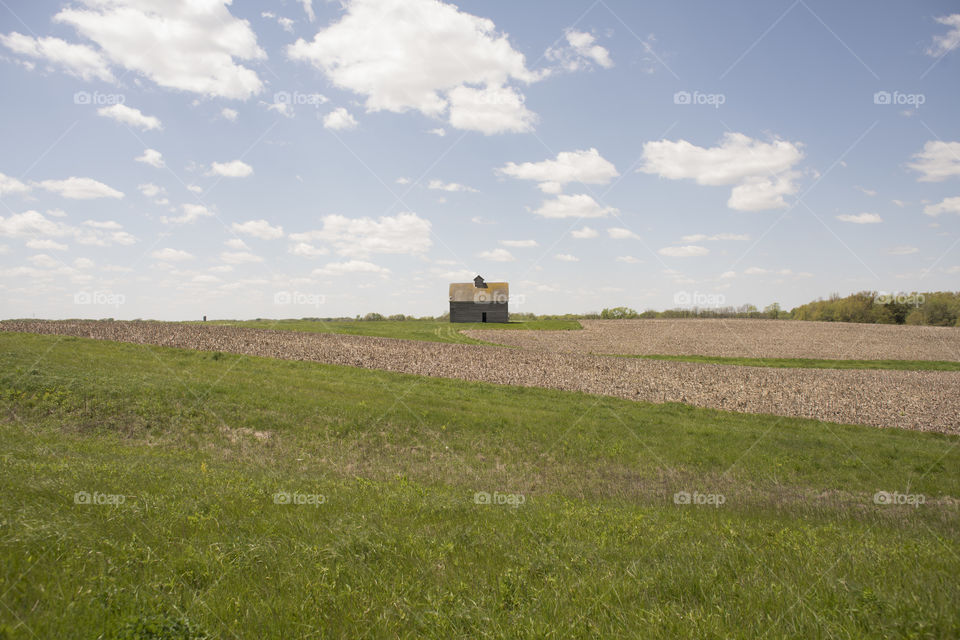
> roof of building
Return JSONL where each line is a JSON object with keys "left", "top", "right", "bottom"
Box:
{"left": 449, "top": 280, "right": 509, "bottom": 303}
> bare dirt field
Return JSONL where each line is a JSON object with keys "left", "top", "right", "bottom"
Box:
{"left": 3, "top": 320, "right": 958, "bottom": 434}
{"left": 465, "top": 319, "right": 960, "bottom": 361}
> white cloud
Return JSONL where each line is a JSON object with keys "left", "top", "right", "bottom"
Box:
{"left": 221, "top": 108, "right": 238, "bottom": 122}
{"left": 854, "top": 185, "right": 877, "bottom": 196}
{"left": 28, "top": 254, "right": 61, "bottom": 269}
{"left": 232, "top": 219, "right": 284, "bottom": 239}
{"left": 447, "top": 84, "right": 536, "bottom": 134}
{"left": 299, "top": 0, "right": 315, "bottom": 22}
{"left": 607, "top": 227, "right": 640, "bottom": 240}
{"left": 0, "top": 209, "right": 134, "bottom": 246}
{"left": 616, "top": 256, "right": 641, "bottom": 263}
{"left": 208, "top": 160, "right": 253, "bottom": 178}
{"left": 927, "top": 14, "right": 960, "bottom": 57}
{"left": 478, "top": 248, "right": 514, "bottom": 262}
{"left": 545, "top": 29, "right": 613, "bottom": 72}
{"left": 428, "top": 179, "right": 478, "bottom": 193}
{"left": 73, "top": 257, "right": 94, "bottom": 269}
{"left": 26, "top": 238, "right": 68, "bottom": 251}
{"left": 744, "top": 267, "right": 768, "bottom": 275}
{"left": 82, "top": 220, "right": 122, "bottom": 230}
{"left": 571, "top": 226, "right": 598, "bottom": 239}
{"left": 35, "top": 177, "right": 123, "bottom": 199}
{"left": 151, "top": 247, "right": 194, "bottom": 262}
{"left": 427, "top": 128, "right": 446, "bottom": 137}
{"left": 225, "top": 238, "right": 249, "bottom": 250}
{"left": 264, "top": 101, "right": 294, "bottom": 118}
{"left": 323, "top": 107, "right": 358, "bottom": 130}
{"left": 533, "top": 193, "right": 616, "bottom": 219}
{"left": 161, "top": 203, "right": 213, "bottom": 225}
{"left": 888, "top": 245, "right": 919, "bottom": 255}
{"left": 501, "top": 239, "right": 537, "bottom": 248}
{"left": 924, "top": 196, "right": 960, "bottom": 216}
{"left": 313, "top": 260, "right": 390, "bottom": 277}
{"left": 138, "top": 183, "right": 165, "bottom": 198}
{"left": 54, "top": 0, "right": 266, "bottom": 99}
{"left": 220, "top": 251, "right": 264, "bottom": 264}
{"left": 836, "top": 213, "right": 883, "bottom": 224}
{"left": 135, "top": 148, "right": 165, "bottom": 168}
{"left": 97, "top": 104, "right": 161, "bottom": 130}
{"left": 288, "top": 242, "right": 328, "bottom": 257}
{"left": 658, "top": 245, "right": 709, "bottom": 257}
{"left": 290, "top": 212, "right": 432, "bottom": 258}
{"left": 0, "top": 32, "right": 114, "bottom": 81}
{"left": 0, "top": 172, "right": 30, "bottom": 197}
{"left": 640, "top": 133, "right": 803, "bottom": 211}
{"left": 908, "top": 141, "right": 960, "bottom": 182}
{"left": 395, "top": 177, "right": 410, "bottom": 185}
{"left": 554, "top": 253, "right": 579, "bottom": 262}
{"left": 497, "top": 148, "right": 618, "bottom": 193}
{"left": 720, "top": 270, "right": 736, "bottom": 279}
{"left": 287, "top": 0, "right": 538, "bottom": 133}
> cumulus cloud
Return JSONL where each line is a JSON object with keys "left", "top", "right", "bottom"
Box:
{"left": 290, "top": 212, "right": 431, "bottom": 258}
{"left": 836, "top": 213, "right": 883, "bottom": 224}
{"left": 0, "top": 209, "right": 134, "bottom": 246}
{"left": 927, "top": 14, "right": 960, "bottom": 58}
{"left": 497, "top": 148, "right": 618, "bottom": 193}
{"left": 53, "top": 0, "right": 266, "bottom": 99}
{"left": 501, "top": 239, "right": 538, "bottom": 248}
{"left": 428, "top": 179, "right": 478, "bottom": 193}
{"left": 138, "top": 183, "right": 165, "bottom": 198}
{"left": 571, "top": 226, "right": 598, "bottom": 239}
{"left": 220, "top": 251, "right": 264, "bottom": 264}
{"left": 208, "top": 160, "right": 253, "bottom": 178}
{"left": 658, "top": 245, "right": 709, "bottom": 257}
{"left": 554, "top": 253, "right": 579, "bottom": 262}
{"left": 323, "top": 107, "right": 358, "bottom": 130}
{"left": 221, "top": 108, "right": 238, "bottom": 122}
{"left": 616, "top": 256, "right": 641, "bottom": 264}
{"left": 545, "top": 29, "right": 613, "bottom": 72}
{"left": 161, "top": 203, "right": 213, "bottom": 225}
{"left": 313, "top": 260, "right": 390, "bottom": 277}
{"left": 287, "top": 0, "right": 539, "bottom": 134}
{"left": 288, "top": 242, "right": 328, "bottom": 257}
{"left": 224, "top": 238, "right": 249, "bottom": 250}
{"left": 533, "top": 193, "right": 617, "bottom": 219}
{"left": 680, "top": 232, "right": 750, "bottom": 242}
{"left": 888, "top": 245, "right": 919, "bottom": 255}
{"left": 26, "top": 238, "right": 68, "bottom": 251}
{"left": 151, "top": 247, "right": 193, "bottom": 262}
{"left": 924, "top": 196, "right": 960, "bottom": 217}
{"left": 639, "top": 133, "right": 804, "bottom": 211}
{"left": 478, "top": 248, "right": 514, "bottom": 262}
{"left": 135, "top": 148, "right": 165, "bottom": 168}
{"left": 908, "top": 141, "right": 960, "bottom": 182}
{"left": 97, "top": 104, "right": 161, "bottom": 130}
{"left": 232, "top": 219, "right": 284, "bottom": 239}
{"left": 0, "top": 172, "right": 30, "bottom": 197}
{"left": 607, "top": 227, "right": 640, "bottom": 240}
{"left": 0, "top": 32, "right": 114, "bottom": 81}
{"left": 35, "top": 177, "right": 123, "bottom": 199}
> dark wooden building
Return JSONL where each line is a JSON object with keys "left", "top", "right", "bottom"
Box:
{"left": 449, "top": 275, "right": 509, "bottom": 323}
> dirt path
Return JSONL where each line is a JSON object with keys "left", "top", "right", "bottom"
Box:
{"left": 3, "top": 320, "right": 958, "bottom": 434}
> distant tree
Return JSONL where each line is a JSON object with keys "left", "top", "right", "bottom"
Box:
{"left": 764, "top": 302, "right": 781, "bottom": 319}
{"left": 600, "top": 307, "right": 639, "bottom": 319}
{"left": 363, "top": 312, "right": 385, "bottom": 321}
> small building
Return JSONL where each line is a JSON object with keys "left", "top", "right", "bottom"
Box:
{"left": 449, "top": 275, "right": 509, "bottom": 323}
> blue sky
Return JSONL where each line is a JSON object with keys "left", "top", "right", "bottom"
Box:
{"left": 1, "top": 0, "right": 958, "bottom": 320}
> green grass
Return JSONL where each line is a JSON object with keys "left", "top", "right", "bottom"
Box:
{"left": 612, "top": 353, "right": 960, "bottom": 371}
{"left": 1, "top": 332, "right": 958, "bottom": 639}
{"left": 195, "top": 317, "right": 581, "bottom": 344}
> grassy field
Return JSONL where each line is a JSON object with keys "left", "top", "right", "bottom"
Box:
{"left": 614, "top": 353, "right": 960, "bottom": 372}
{"left": 196, "top": 317, "right": 581, "bottom": 344}
{"left": 1, "top": 331, "right": 958, "bottom": 638}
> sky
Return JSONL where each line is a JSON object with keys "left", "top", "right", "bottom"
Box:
{"left": 0, "top": 0, "right": 959, "bottom": 320}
